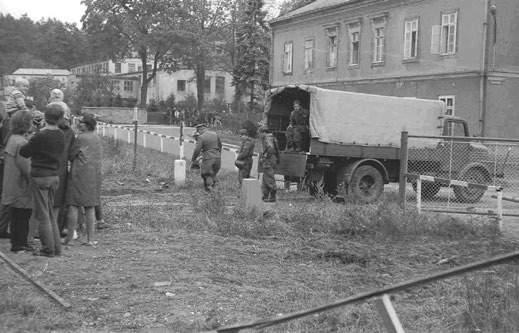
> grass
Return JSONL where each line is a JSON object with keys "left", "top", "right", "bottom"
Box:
{"left": 1, "top": 136, "right": 518, "bottom": 332}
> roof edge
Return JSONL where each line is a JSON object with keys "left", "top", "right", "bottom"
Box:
{"left": 270, "top": 0, "right": 365, "bottom": 26}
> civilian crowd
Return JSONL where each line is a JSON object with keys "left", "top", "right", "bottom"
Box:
{"left": 0, "top": 78, "right": 104, "bottom": 257}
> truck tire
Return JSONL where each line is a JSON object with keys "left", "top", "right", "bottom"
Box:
{"left": 412, "top": 182, "right": 441, "bottom": 199}
{"left": 453, "top": 167, "right": 488, "bottom": 203}
{"left": 349, "top": 165, "right": 384, "bottom": 203}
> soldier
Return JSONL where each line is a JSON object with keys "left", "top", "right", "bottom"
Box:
{"left": 191, "top": 124, "right": 222, "bottom": 191}
{"left": 259, "top": 126, "right": 280, "bottom": 202}
{"left": 285, "top": 99, "right": 309, "bottom": 152}
{"left": 235, "top": 128, "right": 255, "bottom": 186}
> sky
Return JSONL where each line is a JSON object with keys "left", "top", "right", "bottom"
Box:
{"left": 0, "top": 0, "right": 283, "bottom": 26}
{"left": 0, "top": 0, "right": 87, "bottom": 26}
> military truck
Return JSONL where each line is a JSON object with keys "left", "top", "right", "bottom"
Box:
{"left": 264, "top": 85, "right": 502, "bottom": 203}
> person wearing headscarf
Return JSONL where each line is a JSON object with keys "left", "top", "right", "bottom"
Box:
{"left": 64, "top": 113, "right": 102, "bottom": 246}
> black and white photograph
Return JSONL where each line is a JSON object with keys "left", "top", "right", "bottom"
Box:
{"left": 0, "top": 0, "right": 518, "bottom": 332}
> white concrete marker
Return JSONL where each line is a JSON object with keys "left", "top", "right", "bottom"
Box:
{"left": 174, "top": 160, "right": 186, "bottom": 186}
{"left": 241, "top": 178, "right": 263, "bottom": 211}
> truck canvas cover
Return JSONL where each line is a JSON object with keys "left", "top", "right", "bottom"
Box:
{"left": 266, "top": 85, "right": 445, "bottom": 149}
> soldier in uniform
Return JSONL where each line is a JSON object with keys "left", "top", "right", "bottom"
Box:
{"left": 191, "top": 124, "right": 222, "bottom": 191}
{"left": 285, "top": 99, "right": 309, "bottom": 152}
{"left": 259, "top": 126, "right": 280, "bottom": 202}
{"left": 235, "top": 128, "right": 255, "bottom": 186}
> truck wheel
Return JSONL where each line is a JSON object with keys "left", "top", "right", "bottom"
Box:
{"left": 453, "top": 167, "right": 488, "bottom": 203}
{"left": 412, "top": 182, "right": 441, "bottom": 199}
{"left": 349, "top": 165, "right": 384, "bottom": 203}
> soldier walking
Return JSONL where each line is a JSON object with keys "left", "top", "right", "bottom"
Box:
{"left": 235, "top": 128, "right": 255, "bottom": 185}
{"left": 259, "top": 127, "right": 280, "bottom": 202}
{"left": 191, "top": 124, "right": 222, "bottom": 191}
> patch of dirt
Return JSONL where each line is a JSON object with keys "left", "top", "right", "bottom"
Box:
{"left": 1, "top": 186, "right": 518, "bottom": 333}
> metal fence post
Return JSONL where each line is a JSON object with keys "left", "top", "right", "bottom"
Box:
{"left": 179, "top": 121, "right": 185, "bottom": 159}
{"left": 496, "top": 188, "right": 503, "bottom": 232}
{"left": 416, "top": 177, "right": 422, "bottom": 214}
{"left": 132, "top": 120, "right": 138, "bottom": 172}
{"left": 399, "top": 131, "right": 409, "bottom": 210}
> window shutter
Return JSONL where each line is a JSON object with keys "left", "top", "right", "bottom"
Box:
{"left": 431, "top": 25, "right": 441, "bottom": 54}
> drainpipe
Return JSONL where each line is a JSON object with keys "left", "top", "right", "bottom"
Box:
{"left": 479, "top": 0, "right": 489, "bottom": 137}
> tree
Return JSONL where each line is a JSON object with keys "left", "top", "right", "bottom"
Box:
{"left": 163, "top": 0, "right": 232, "bottom": 113}
{"left": 71, "top": 73, "right": 118, "bottom": 111}
{"left": 81, "top": 0, "right": 188, "bottom": 107}
{"left": 278, "top": 0, "right": 316, "bottom": 15}
{"left": 27, "top": 76, "right": 64, "bottom": 110}
{"left": 232, "top": 0, "right": 270, "bottom": 113}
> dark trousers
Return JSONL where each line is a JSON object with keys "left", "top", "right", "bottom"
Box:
{"left": 201, "top": 158, "right": 221, "bottom": 191}
{"left": 95, "top": 204, "right": 103, "bottom": 221}
{"left": 0, "top": 163, "right": 10, "bottom": 238}
{"left": 262, "top": 167, "right": 276, "bottom": 199}
{"left": 28, "top": 176, "right": 61, "bottom": 256}
{"left": 8, "top": 207, "right": 31, "bottom": 251}
{"left": 238, "top": 164, "right": 252, "bottom": 185}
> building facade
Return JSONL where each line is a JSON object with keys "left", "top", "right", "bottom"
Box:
{"left": 6, "top": 68, "right": 74, "bottom": 86}
{"left": 72, "top": 59, "right": 235, "bottom": 105}
{"left": 270, "top": 0, "right": 519, "bottom": 138}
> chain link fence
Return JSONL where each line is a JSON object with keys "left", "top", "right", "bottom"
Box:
{"left": 403, "top": 134, "right": 519, "bottom": 217}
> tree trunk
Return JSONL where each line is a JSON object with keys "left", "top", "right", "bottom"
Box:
{"left": 196, "top": 62, "right": 205, "bottom": 113}
{"left": 140, "top": 53, "right": 148, "bottom": 108}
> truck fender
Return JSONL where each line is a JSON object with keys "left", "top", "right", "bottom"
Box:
{"left": 338, "top": 159, "right": 390, "bottom": 187}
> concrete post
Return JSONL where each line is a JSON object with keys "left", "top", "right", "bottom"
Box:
{"left": 174, "top": 160, "right": 186, "bottom": 186}
{"left": 241, "top": 178, "right": 263, "bottom": 211}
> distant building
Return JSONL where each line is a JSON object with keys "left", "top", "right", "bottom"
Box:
{"left": 72, "top": 58, "right": 236, "bottom": 105}
{"left": 270, "top": 0, "right": 519, "bottom": 138}
{"left": 6, "top": 68, "right": 73, "bottom": 86}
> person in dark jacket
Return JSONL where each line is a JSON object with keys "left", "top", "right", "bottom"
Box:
{"left": 259, "top": 126, "right": 280, "bottom": 202}
{"left": 285, "top": 99, "right": 309, "bottom": 152}
{"left": 235, "top": 129, "right": 255, "bottom": 186}
{"left": 20, "top": 104, "right": 65, "bottom": 257}
{"left": 191, "top": 124, "right": 222, "bottom": 191}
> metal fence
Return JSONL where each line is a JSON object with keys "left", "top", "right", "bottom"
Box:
{"left": 402, "top": 134, "right": 519, "bottom": 218}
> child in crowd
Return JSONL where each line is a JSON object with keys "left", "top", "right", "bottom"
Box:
{"left": 20, "top": 104, "right": 65, "bottom": 257}
{"left": 65, "top": 113, "right": 102, "bottom": 246}
{"left": 1, "top": 111, "right": 33, "bottom": 252}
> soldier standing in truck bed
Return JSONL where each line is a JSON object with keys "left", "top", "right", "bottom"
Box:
{"left": 285, "top": 99, "right": 309, "bottom": 152}
{"left": 191, "top": 123, "right": 222, "bottom": 191}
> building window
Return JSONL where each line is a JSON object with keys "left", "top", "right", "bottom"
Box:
{"left": 348, "top": 23, "right": 361, "bottom": 66}
{"left": 304, "top": 39, "right": 314, "bottom": 71}
{"left": 214, "top": 41, "right": 225, "bottom": 55}
{"left": 123, "top": 80, "right": 133, "bottom": 92}
{"left": 440, "top": 11, "right": 457, "bottom": 55}
{"left": 115, "top": 63, "right": 121, "bottom": 73}
{"left": 146, "top": 64, "right": 152, "bottom": 72}
{"left": 371, "top": 16, "right": 386, "bottom": 64}
{"left": 215, "top": 76, "right": 225, "bottom": 96}
{"left": 404, "top": 18, "right": 419, "bottom": 59}
{"left": 128, "top": 63, "right": 136, "bottom": 72}
{"left": 283, "top": 41, "right": 293, "bottom": 74}
{"left": 204, "top": 77, "right": 211, "bottom": 92}
{"left": 326, "top": 27, "right": 338, "bottom": 68}
{"left": 177, "top": 80, "right": 186, "bottom": 92}
{"left": 439, "top": 95, "right": 455, "bottom": 115}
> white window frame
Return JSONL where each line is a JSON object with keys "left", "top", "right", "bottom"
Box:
{"left": 123, "top": 80, "right": 133, "bottom": 92}
{"left": 439, "top": 95, "right": 455, "bottom": 116}
{"left": 348, "top": 22, "right": 361, "bottom": 66}
{"left": 371, "top": 16, "right": 387, "bottom": 64}
{"left": 283, "top": 41, "right": 293, "bottom": 74}
{"left": 326, "top": 27, "right": 338, "bottom": 68}
{"left": 440, "top": 11, "right": 457, "bottom": 55}
{"left": 404, "top": 18, "right": 419, "bottom": 59}
{"left": 304, "top": 38, "right": 314, "bottom": 72}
